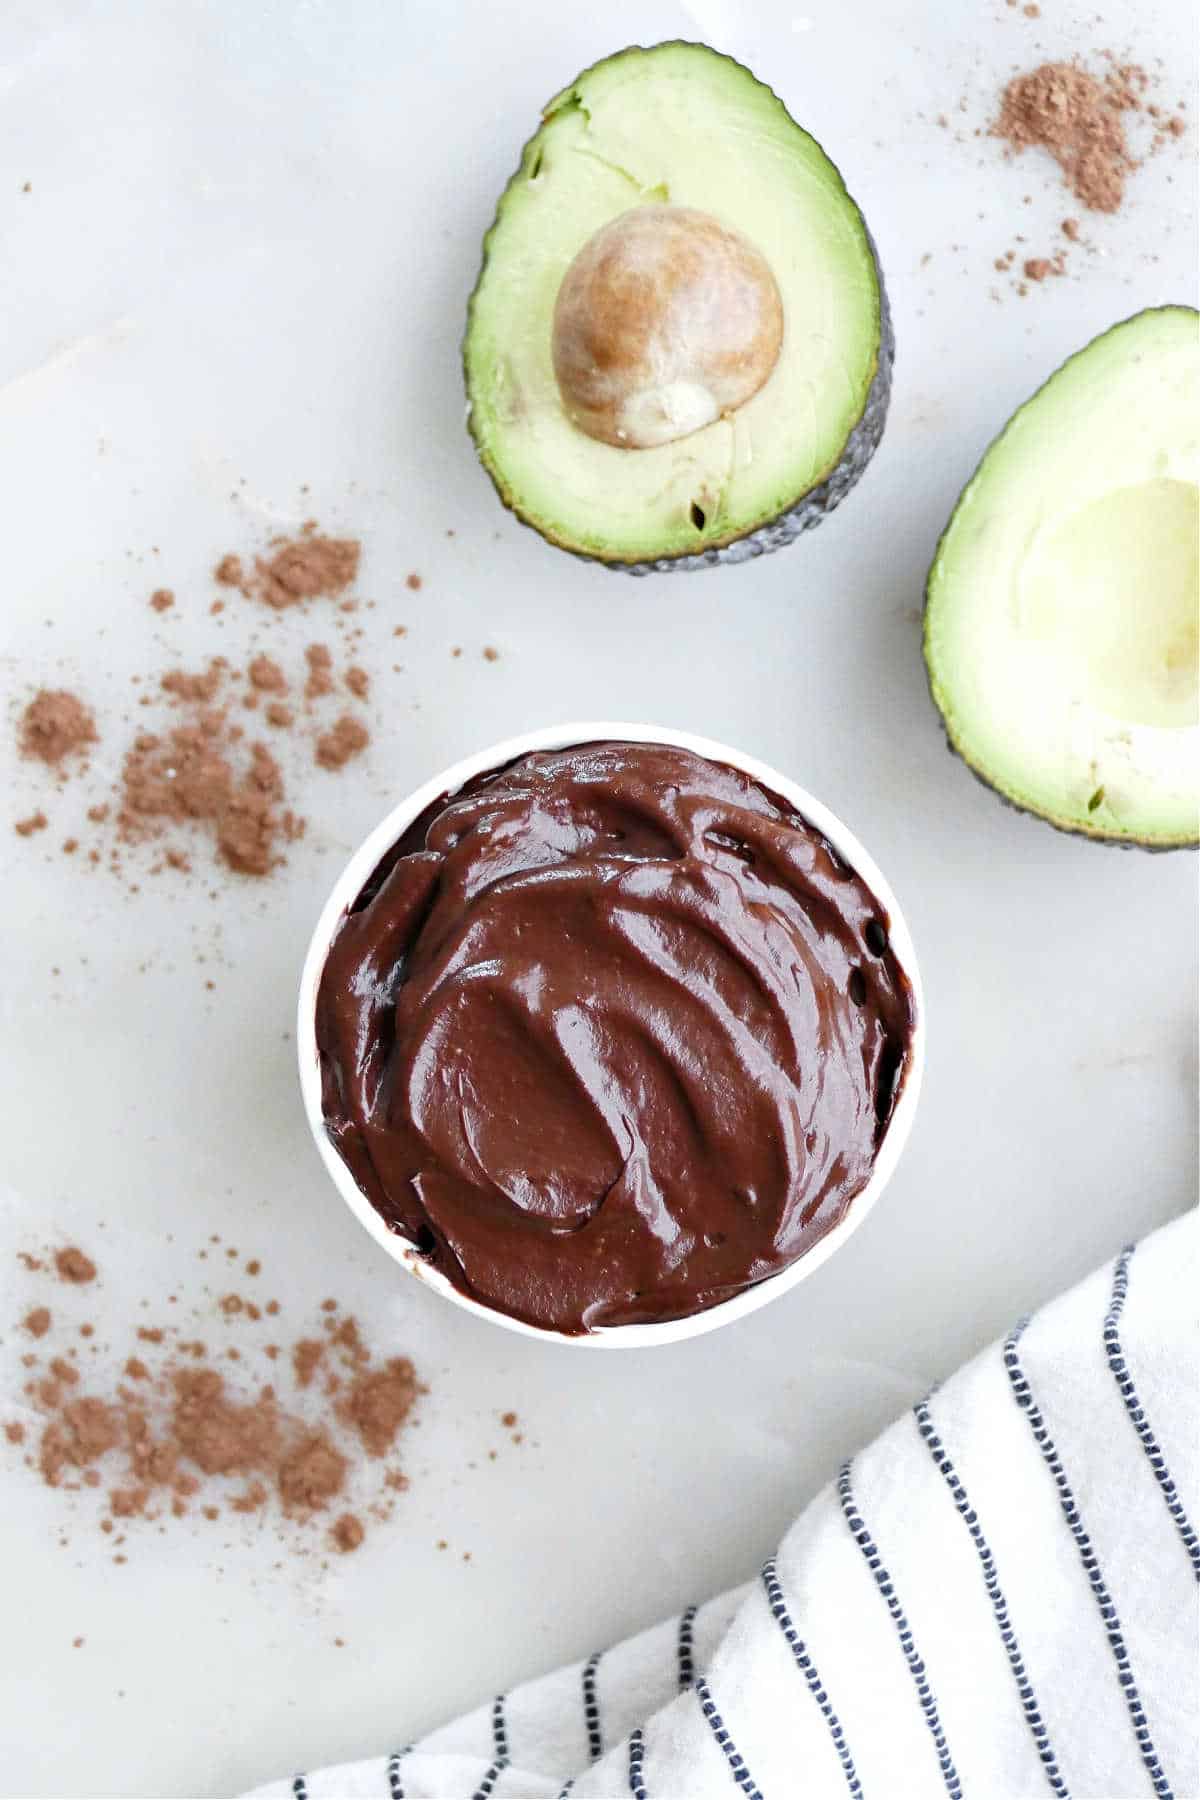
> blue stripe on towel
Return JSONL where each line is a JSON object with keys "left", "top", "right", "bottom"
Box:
{"left": 838, "top": 1459, "right": 962, "bottom": 1798}
{"left": 491, "top": 1693, "right": 509, "bottom": 1762}
{"left": 386, "top": 1746, "right": 411, "bottom": 1799}
{"left": 628, "top": 1726, "right": 649, "bottom": 1799}
{"left": 761, "top": 1557, "right": 862, "bottom": 1797}
{"left": 1004, "top": 1318, "right": 1173, "bottom": 1798}
{"left": 468, "top": 1694, "right": 510, "bottom": 1800}
{"left": 582, "top": 1650, "right": 603, "bottom": 1759}
{"left": 677, "top": 1604, "right": 698, "bottom": 1690}
{"left": 471, "top": 1761, "right": 505, "bottom": 1800}
{"left": 913, "top": 1397, "right": 1069, "bottom": 1797}
{"left": 1105, "top": 1245, "right": 1200, "bottom": 1580}
{"left": 693, "top": 1676, "right": 764, "bottom": 1799}
{"left": 290, "top": 1779, "right": 307, "bottom": 1800}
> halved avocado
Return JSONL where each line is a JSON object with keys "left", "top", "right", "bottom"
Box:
{"left": 464, "top": 42, "right": 891, "bottom": 574}
{"left": 925, "top": 307, "right": 1199, "bottom": 849}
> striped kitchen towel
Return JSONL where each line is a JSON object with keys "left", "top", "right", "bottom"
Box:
{"left": 249, "top": 1212, "right": 1198, "bottom": 1800}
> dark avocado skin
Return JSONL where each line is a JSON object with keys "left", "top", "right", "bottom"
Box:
{"left": 920, "top": 303, "right": 1199, "bottom": 853}
{"left": 463, "top": 43, "right": 892, "bottom": 575}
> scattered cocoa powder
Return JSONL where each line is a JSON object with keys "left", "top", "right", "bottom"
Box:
{"left": 171, "top": 1367, "right": 282, "bottom": 1476}
{"left": 304, "top": 644, "right": 335, "bottom": 700}
{"left": 19, "top": 691, "right": 96, "bottom": 767}
{"left": 214, "top": 554, "right": 246, "bottom": 591}
{"left": 278, "top": 1433, "right": 347, "bottom": 1510}
{"left": 39, "top": 1397, "right": 122, "bottom": 1485}
{"left": 482, "top": 646, "right": 500, "bottom": 663}
{"left": 332, "top": 1513, "right": 365, "bottom": 1553}
{"left": 292, "top": 1340, "right": 325, "bottom": 1389}
{"left": 341, "top": 1359, "right": 420, "bottom": 1458}
{"left": 10, "top": 1252, "right": 422, "bottom": 1560}
{"left": 217, "top": 744, "right": 285, "bottom": 876}
{"left": 252, "top": 532, "right": 360, "bottom": 610}
{"left": 109, "top": 1486, "right": 150, "bottom": 1518}
{"left": 161, "top": 661, "right": 226, "bottom": 705}
{"left": 117, "top": 716, "right": 288, "bottom": 879}
{"left": 231, "top": 1480, "right": 268, "bottom": 1513}
{"left": 55, "top": 1248, "right": 97, "bottom": 1285}
{"left": 13, "top": 518, "right": 383, "bottom": 882}
{"left": 329, "top": 1316, "right": 368, "bottom": 1363}
{"left": 500, "top": 1411, "right": 518, "bottom": 1428}
{"left": 993, "top": 61, "right": 1146, "bottom": 213}
{"left": 248, "top": 655, "right": 287, "bottom": 694}
{"left": 315, "top": 716, "right": 370, "bottom": 771}
{"left": 981, "top": 57, "right": 1188, "bottom": 298}
{"left": 405, "top": 573, "right": 422, "bottom": 591}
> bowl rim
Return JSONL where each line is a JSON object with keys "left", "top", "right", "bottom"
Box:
{"left": 297, "top": 720, "right": 926, "bottom": 1348}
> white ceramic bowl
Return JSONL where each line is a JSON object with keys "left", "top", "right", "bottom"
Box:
{"left": 298, "top": 722, "right": 925, "bottom": 1348}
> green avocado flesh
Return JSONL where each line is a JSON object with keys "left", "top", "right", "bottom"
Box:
{"left": 464, "top": 42, "right": 886, "bottom": 568}
{"left": 925, "top": 307, "right": 1200, "bottom": 849}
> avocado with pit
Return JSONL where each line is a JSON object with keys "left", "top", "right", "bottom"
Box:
{"left": 925, "top": 306, "right": 1199, "bottom": 849}
{"left": 463, "top": 42, "right": 891, "bottom": 573}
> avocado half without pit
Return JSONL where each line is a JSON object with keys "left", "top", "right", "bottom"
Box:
{"left": 925, "top": 306, "right": 1199, "bottom": 850}
{"left": 464, "top": 42, "right": 892, "bottom": 572}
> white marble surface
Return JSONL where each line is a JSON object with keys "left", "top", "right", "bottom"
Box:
{"left": 0, "top": 2, "right": 1195, "bottom": 1795}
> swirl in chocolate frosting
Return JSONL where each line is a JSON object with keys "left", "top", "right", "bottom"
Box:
{"left": 315, "top": 741, "right": 915, "bottom": 1333}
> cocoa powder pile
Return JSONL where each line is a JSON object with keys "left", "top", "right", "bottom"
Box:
{"left": 54, "top": 1247, "right": 96, "bottom": 1285}
{"left": 6, "top": 1248, "right": 423, "bottom": 1560}
{"left": 216, "top": 527, "right": 360, "bottom": 610}
{"left": 11, "top": 522, "right": 376, "bottom": 878}
{"left": 19, "top": 691, "right": 97, "bottom": 768}
{"left": 985, "top": 54, "right": 1188, "bottom": 294}
{"left": 993, "top": 60, "right": 1149, "bottom": 213}
{"left": 117, "top": 701, "right": 300, "bottom": 880}
{"left": 315, "top": 716, "right": 371, "bottom": 772}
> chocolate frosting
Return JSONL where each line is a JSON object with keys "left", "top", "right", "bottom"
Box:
{"left": 315, "top": 742, "right": 915, "bottom": 1334}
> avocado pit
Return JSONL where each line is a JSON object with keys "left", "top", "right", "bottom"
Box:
{"left": 551, "top": 204, "right": 784, "bottom": 449}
